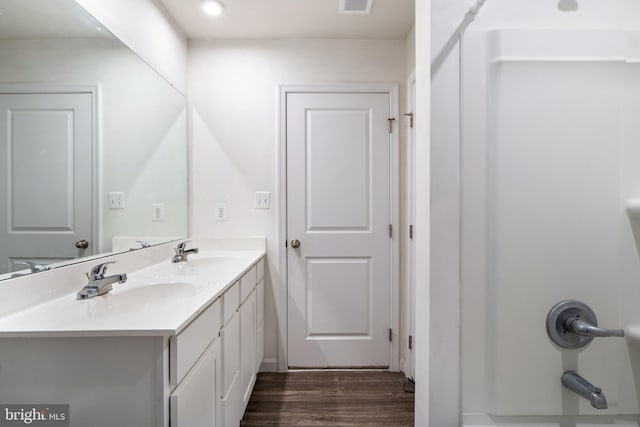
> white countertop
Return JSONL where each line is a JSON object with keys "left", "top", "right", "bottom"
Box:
{"left": 627, "top": 325, "right": 640, "bottom": 342}
{"left": 0, "top": 249, "right": 264, "bottom": 338}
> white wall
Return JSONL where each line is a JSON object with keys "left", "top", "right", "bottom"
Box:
{"left": 429, "top": 0, "right": 483, "bottom": 426}
{"left": 188, "top": 38, "right": 409, "bottom": 370}
{"left": 73, "top": 0, "right": 188, "bottom": 95}
{"left": 473, "top": 0, "right": 640, "bottom": 30}
{"left": 0, "top": 39, "right": 188, "bottom": 253}
{"left": 414, "top": 0, "right": 431, "bottom": 425}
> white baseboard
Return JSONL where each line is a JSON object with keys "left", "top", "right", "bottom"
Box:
{"left": 463, "top": 413, "right": 639, "bottom": 426}
{"left": 259, "top": 358, "right": 278, "bottom": 372}
{"left": 399, "top": 357, "right": 408, "bottom": 376}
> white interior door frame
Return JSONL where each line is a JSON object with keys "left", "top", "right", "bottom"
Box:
{"left": 0, "top": 83, "right": 100, "bottom": 252}
{"left": 406, "top": 70, "right": 416, "bottom": 379}
{"left": 277, "top": 83, "right": 400, "bottom": 372}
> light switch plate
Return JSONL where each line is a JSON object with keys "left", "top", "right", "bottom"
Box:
{"left": 255, "top": 191, "right": 270, "bottom": 209}
{"left": 109, "top": 192, "right": 125, "bottom": 210}
{"left": 152, "top": 203, "right": 165, "bottom": 222}
{"left": 215, "top": 203, "right": 227, "bottom": 221}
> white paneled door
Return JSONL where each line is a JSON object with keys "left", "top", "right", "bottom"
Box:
{"left": 0, "top": 92, "right": 94, "bottom": 274}
{"left": 287, "top": 92, "right": 391, "bottom": 368}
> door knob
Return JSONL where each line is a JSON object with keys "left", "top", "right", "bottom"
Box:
{"left": 290, "top": 239, "right": 301, "bottom": 249}
{"left": 75, "top": 239, "right": 89, "bottom": 249}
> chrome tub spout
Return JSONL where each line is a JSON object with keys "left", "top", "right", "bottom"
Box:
{"left": 561, "top": 371, "right": 608, "bottom": 410}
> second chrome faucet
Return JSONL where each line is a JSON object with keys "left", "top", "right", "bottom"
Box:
{"left": 76, "top": 262, "right": 127, "bottom": 300}
{"left": 172, "top": 241, "right": 199, "bottom": 263}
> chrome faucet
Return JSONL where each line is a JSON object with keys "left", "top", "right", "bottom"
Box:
{"left": 561, "top": 371, "right": 608, "bottom": 409}
{"left": 76, "top": 262, "right": 127, "bottom": 300}
{"left": 130, "top": 240, "right": 151, "bottom": 250}
{"left": 172, "top": 241, "right": 199, "bottom": 263}
{"left": 15, "top": 261, "right": 49, "bottom": 273}
{"left": 10, "top": 261, "right": 50, "bottom": 277}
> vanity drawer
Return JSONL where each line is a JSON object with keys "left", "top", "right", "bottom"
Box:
{"left": 240, "top": 265, "right": 257, "bottom": 302}
{"left": 256, "top": 258, "right": 265, "bottom": 282}
{"left": 170, "top": 298, "right": 221, "bottom": 386}
{"left": 222, "top": 281, "right": 240, "bottom": 325}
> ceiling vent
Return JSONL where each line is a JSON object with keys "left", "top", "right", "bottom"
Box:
{"left": 339, "top": 0, "right": 373, "bottom": 14}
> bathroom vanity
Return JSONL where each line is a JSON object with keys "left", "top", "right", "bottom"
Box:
{"left": 0, "top": 239, "right": 265, "bottom": 427}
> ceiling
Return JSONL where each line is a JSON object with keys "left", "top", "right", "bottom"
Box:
{"left": 0, "top": 0, "right": 110, "bottom": 40}
{"left": 159, "top": 0, "right": 415, "bottom": 40}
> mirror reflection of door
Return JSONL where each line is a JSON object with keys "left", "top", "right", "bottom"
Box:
{"left": 0, "top": 91, "right": 94, "bottom": 275}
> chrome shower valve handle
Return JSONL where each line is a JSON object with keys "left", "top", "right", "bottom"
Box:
{"left": 546, "top": 299, "right": 625, "bottom": 349}
{"left": 564, "top": 317, "right": 624, "bottom": 338}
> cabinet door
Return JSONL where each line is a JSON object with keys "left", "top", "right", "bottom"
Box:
{"left": 170, "top": 338, "right": 221, "bottom": 427}
{"left": 222, "top": 311, "right": 241, "bottom": 427}
{"left": 240, "top": 289, "right": 256, "bottom": 411}
{"left": 256, "top": 280, "right": 264, "bottom": 372}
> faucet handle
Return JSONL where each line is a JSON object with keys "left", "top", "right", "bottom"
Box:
{"left": 547, "top": 300, "right": 625, "bottom": 349}
{"left": 88, "top": 261, "right": 116, "bottom": 280}
{"left": 175, "top": 241, "right": 191, "bottom": 253}
{"left": 565, "top": 318, "right": 625, "bottom": 338}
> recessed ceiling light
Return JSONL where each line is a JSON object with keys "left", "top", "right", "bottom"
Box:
{"left": 201, "top": 0, "right": 224, "bottom": 16}
{"left": 557, "top": 0, "right": 578, "bottom": 11}
{"left": 339, "top": 0, "right": 373, "bottom": 14}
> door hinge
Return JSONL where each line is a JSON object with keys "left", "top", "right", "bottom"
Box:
{"left": 403, "top": 112, "right": 414, "bottom": 128}
{"left": 408, "top": 335, "right": 413, "bottom": 350}
{"left": 388, "top": 224, "right": 393, "bottom": 239}
{"left": 409, "top": 224, "right": 414, "bottom": 240}
{"left": 388, "top": 117, "right": 396, "bottom": 134}
{"left": 389, "top": 328, "right": 393, "bottom": 342}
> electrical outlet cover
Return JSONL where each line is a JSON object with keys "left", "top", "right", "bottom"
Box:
{"left": 215, "top": 203, "right": 227, "bottom": 221}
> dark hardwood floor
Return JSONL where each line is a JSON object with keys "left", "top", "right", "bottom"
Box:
{"left": 240, "top": 371, "right": 415, "bottom": 426}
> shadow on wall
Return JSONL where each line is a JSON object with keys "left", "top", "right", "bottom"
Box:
{"left": 628, "top": 342, "right": 640, "bottom": 414}
{"left": 627, "top": 210, "right": 640, "bottom": 260}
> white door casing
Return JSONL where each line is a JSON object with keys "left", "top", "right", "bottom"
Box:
{"left": 407, "top": 75, "right": 417, "bottom": 380}
{"left": 286, "top": 90, "right": 394, "bottom": 368}
{"left": 0, "top": 91, "right": 95, "bottom": 274}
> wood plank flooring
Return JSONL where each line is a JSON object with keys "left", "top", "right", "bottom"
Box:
{"left": 240, "top": 371, "right": 414, "bottom": 426}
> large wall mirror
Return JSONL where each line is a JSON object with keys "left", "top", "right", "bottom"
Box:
{"left": 0, "top": 0, "right": 188, "bottom": 280}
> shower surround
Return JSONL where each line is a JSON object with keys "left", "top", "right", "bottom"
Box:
{"left": 460, "top": 28, "right": 640, "bottom": 425}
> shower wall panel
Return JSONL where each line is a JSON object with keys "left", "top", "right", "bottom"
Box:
{"left": 461, "top": 29, "right": 640, "bottom": 421}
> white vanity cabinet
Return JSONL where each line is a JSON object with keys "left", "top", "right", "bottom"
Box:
{"left": 169, "top": 298, "right": 222, "bottom": 427}
{"left": 170, "top": 257, "right": 265, "bottom": 427}
{"left": 221, "top": 281, "right": 242, "bottom": 427}
{"left": 170, "top": 339, "right": 221, "bottom": 427}
{"left": 240, "top": 289, "right": 257, "bottom": 409}
{"left": 256, "top": 259, "right": 265, "bottom": 372}
{"left": 0, "top": 254, "right": 266, "bottom": 427}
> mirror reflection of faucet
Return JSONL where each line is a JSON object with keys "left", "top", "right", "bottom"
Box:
{"left": 10, "top": 261, "right": 50, "bottom": 278}
{"left": 129, "top": 240, "right": 151, "bottom": 251}
{"left": 76, "top": 262, "right": 127, "bottom": 300}
{"left": 562, "top": 371, "right": 608, "bottom": 409}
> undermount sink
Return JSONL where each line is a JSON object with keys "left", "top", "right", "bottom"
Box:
{"left": 84, "top": 279, "right": 204, "bottom": 315}
{"left": 132, "top": 256, "right": 239, "bottom": 279}
{"left": 179, "top": 256, "right": 238, "bottom": 269}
